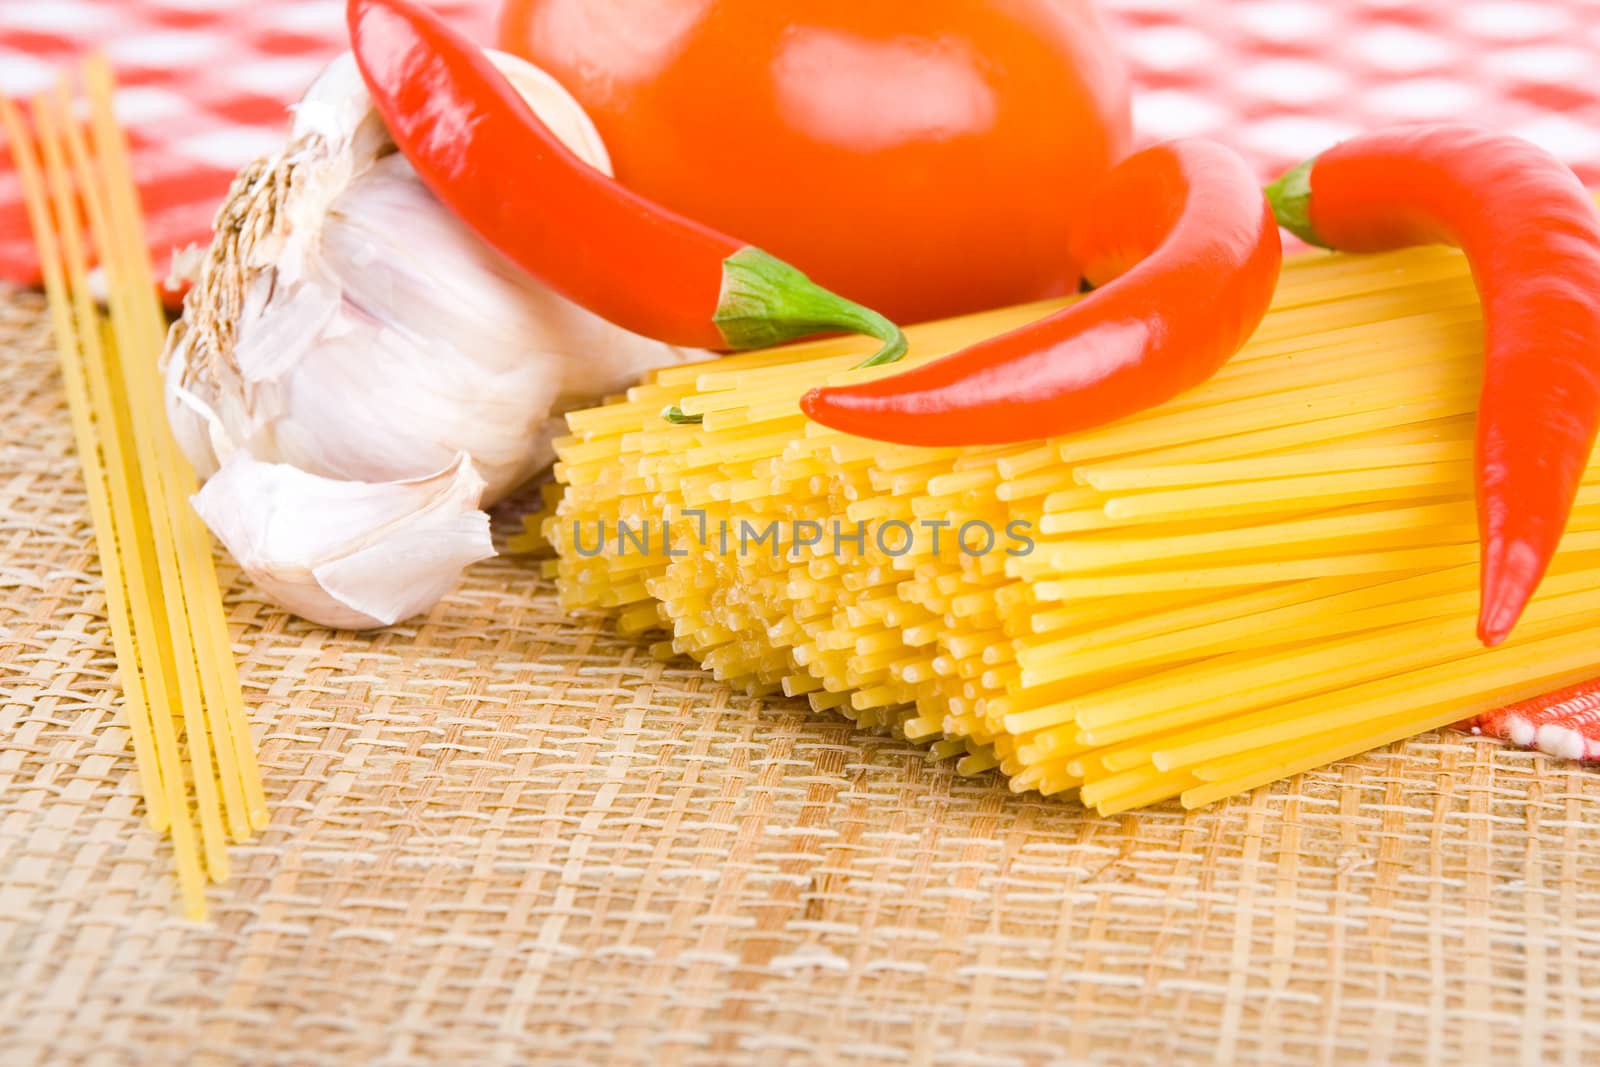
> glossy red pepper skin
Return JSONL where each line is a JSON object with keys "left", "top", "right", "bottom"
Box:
{"left": 1267, "top": 126, "right": 1600, "bottom": 647}
{"left": 799, "top": 140, "right": 1281, "bottom": 448}
{"left": 346, "top": 0, "right": 905, "bottom": 362}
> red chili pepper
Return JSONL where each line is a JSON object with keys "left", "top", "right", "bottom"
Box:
{"left": 346, "top": 0, "right": 905, "bottom": 364}
{"left": 1265, "top": 126, "right": 1600, "bottom": 647}
{"left": 798, "top": 139, "right": 1281, "bottom": 447}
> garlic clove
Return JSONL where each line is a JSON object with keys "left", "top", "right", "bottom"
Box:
{"left": 192, "top": 452, "right": 495, "bottom": 630}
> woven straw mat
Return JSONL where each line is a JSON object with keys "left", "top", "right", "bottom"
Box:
{"left": 4, "top": 286, "right": 1600, "bottom": 1066}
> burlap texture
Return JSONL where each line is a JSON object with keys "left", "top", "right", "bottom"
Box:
{"left": 3, "top": 288, "right": 1599, "bottom": 1066}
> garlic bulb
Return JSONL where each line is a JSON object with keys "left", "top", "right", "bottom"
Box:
{"left": 166, "top": 50, "right": 697, "bottom": 497}
{"left": 164, "top": 50, "right": 701, "bottom": 629}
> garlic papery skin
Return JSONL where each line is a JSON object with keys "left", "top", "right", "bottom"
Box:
{"left": 163, "top": 49, "right": 699, "bottom": 501}
{"left": 192, "top": 453, "right": 495, "bottom": 631}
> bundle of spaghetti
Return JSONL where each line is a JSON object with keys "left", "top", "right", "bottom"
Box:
{"left": 541, "top": 242, "right": 1600, "bottom": 814}
{"left": 4, "top": 58, "right": 266, "bottom": 918}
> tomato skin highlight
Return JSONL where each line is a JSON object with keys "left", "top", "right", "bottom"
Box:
{"left": 498, "top": 0, "right": 1131, "bottom": 325}
{"left": 800, "top": 140, "right": 1282, "bottom": 448}
{"left": 1269, "top": 125, "right": 1600, "bottom": 646}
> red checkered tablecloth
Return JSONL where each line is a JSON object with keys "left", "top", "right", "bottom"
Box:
{"left": 0, "top": 0, "right": 493, "bottom": 286}
{"left": 2, "top": 0, "right": 1599, "bottom": 285}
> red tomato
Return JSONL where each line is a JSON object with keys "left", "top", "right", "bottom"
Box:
{"left": 498, "top": 1, "right": 1131, "bottom": 325}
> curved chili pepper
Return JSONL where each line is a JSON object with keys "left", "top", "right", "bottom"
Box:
{"left": 346, "top": 0, "right": 905, "bottom": 364}
{"left": 798, "top": 139, "right": 1281, "bottom": 447}
{"left": 1265, "top": 125, "right": 1600, "bottom": 647}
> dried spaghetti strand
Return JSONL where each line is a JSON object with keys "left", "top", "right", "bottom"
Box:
{"left": 82, "top": 56, "right": 266, "bottom": 838}
{"left": 0, "top": 97, "right": 169, "bottom": 831}
{"left": 32, "top": 89, "right": 227, "bottom": 887}
{"left": 6, "top": 93, "right": 208, "bottom": 917}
